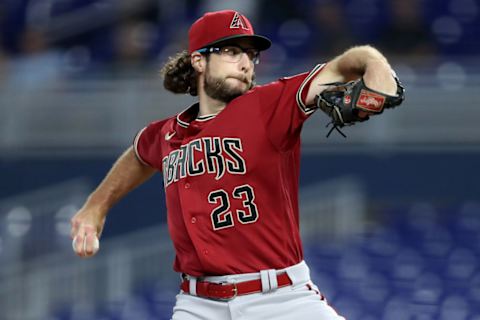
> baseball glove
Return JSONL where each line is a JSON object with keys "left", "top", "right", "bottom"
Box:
{"left": 315, "top": 76, "right": 405, "bottom": 137}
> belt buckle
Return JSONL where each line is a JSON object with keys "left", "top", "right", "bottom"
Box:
{"left": 213, "top": 281, "right": 238, "bottom": 301}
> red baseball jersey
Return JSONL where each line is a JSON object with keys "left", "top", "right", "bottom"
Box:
{"left": 134, "top": 64, "right": 325, "bottom": 276}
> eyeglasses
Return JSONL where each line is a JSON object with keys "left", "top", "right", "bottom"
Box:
{"left": 197, "top": 45, "right": 260, "bottom": 65}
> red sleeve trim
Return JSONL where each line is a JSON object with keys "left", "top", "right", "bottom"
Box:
{"left": 295, "top": 63, "right": 325, "bottom": 115}
{"left": 132, "top": 126, "right": 151, "bottom": 167}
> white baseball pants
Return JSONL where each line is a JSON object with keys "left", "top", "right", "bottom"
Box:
{"left": 171, "top": 261, "right": 345, "bottom": 320}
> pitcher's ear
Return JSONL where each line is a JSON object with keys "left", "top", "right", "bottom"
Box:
{"left": 191, "top": 52, "right": 205, "bottom": 73}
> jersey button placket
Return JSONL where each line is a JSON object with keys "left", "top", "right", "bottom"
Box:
{"left": 184, "top": 182, "right": 191, "bottom": 189}
{"left": 191, "top": 217, "right": 196, "bottom": 224}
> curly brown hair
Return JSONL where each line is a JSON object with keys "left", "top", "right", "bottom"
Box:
{"left": 160, "top": 50, "right": 199, "bottom": 96}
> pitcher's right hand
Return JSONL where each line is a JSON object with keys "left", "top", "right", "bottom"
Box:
{"left": 70, "top": 207, "right": 106, "bottom": 258}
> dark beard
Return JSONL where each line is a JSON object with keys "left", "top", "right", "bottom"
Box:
{"left": 203, "top": 69, "right": 255, "bottom": 103}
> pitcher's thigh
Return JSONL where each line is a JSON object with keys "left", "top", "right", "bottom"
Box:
{"left": 171, "top": 293, "right": 230, "bottom": 320}
{"left": 236, "top": 283, "right": 345, "bottom": 320}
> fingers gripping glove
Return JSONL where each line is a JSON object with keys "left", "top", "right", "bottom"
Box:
{"left": 314, "top": 76, "right": 405, "bottom": 137}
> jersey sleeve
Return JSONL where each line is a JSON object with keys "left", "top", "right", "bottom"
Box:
{"left": 133, "top": 119, "right": 169, "bottom": 170}
{"left": 257, "top": 64, "right": 325, "bottom": 152}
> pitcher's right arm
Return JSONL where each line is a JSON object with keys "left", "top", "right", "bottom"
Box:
{"left": 71, "top": 146, "right": 156, "bottom": 258}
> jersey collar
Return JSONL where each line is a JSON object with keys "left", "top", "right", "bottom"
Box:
{"left": 176, "top": 103, "right": 199, "bottom": 128}
{"left": 177, "top": 102, "right": 218, "bottom": 128}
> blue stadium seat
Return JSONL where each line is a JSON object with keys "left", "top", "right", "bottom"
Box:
{"left": 468, "top": 272, "right": 480, "bottom": 305}
{"left": 439, "top": 295, "right": 471, "bottom": 320}
{"left": 392, "top": 248, "right": 424, "bottom": 281}
{"left": 382, "top": 295, "right": 411, "bottom": 320}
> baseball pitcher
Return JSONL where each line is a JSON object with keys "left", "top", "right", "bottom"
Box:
{"left": 71, "top": 10, "right": 404, "bottom": 320}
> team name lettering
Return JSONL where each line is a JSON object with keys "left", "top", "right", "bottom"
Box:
{"left": 163, "top": 137, "right": 246, "bottom": 187}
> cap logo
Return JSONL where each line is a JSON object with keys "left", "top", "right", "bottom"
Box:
{"left": 230, "top": 12, "right": 249, "bottom": 30}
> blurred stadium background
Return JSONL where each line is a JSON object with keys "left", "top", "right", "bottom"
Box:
{"left": 1, "top": 0, "right": 479, "bottom": 319}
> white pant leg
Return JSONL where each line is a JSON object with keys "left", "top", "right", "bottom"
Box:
{"left": 229, "top": 281, "right": 345, "bottom": 320}
{"left": 171, "top": 293, "right": 231, "bottom": 320}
